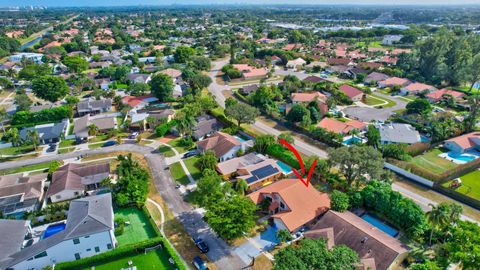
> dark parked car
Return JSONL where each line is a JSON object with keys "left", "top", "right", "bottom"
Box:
{"left": 183, "top": 150, "right": 198, "bottom": 159}
{"left": 192, "top": 256, "right": 208, "bottom": 270}
{"left": 194, "top": 238, "right": 209, "bottom": 253}
{"left": 46, "top": 144, "right": 57, "bottom": 152}
{"left": 102, "top": 141, "right": 116, "bottom": 147}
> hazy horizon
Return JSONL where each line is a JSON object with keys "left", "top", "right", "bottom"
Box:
{"left": 2, "top": 0, "right": 480, "bottom": 8}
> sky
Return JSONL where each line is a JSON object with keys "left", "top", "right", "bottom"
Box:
{"left": 2, "top": 0, "right": 480, "bottom": 7}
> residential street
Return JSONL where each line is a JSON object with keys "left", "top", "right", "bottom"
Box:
{"left": 0, "top": 143, "right": 247, "bottom": 270}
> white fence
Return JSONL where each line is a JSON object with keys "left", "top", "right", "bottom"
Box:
{"left": 384, "top": 162, "right": 434, "bottom": 188}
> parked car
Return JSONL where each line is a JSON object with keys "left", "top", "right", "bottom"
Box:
{"left": 129, "top": 132, "right": 139, "bottom": 139}
{"left": 192, "top": 256, "right": 208, "bottom": 270}
{"left": 46, "top": 144, "right": 57, "bottom": 153}
{"left": 194, "top": 238, "right": 209, "bottom": 253}
{"left": 183, "top": 150, "right": 198, "bottom": 159}
{"left": 102, "top": 141, "right": 116, "bottom": 147}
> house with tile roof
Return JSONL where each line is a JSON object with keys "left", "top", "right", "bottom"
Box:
{"left": 364, "top": 72, "right": 390, "bottom": 85}
{"left": 304, "top": 210, "right": 409, "bottom": 270}
{"left": 232, "top": 64, "right": 268, "bottom": 81}
{"left": 426, "top": 89, "right": 465, "bottom": 103}
{"left": 122, "top": 95, "right": 159, "bottom": 110}
{"left": 73, "top": 115, "right": 117, "bottom": 143}
{"left": 286, "top": 58, "right": 307, "bottom": 70}
{"left": 0, "top": 173, "right": 48, "bottom": 216}
{"left": 291, "top": 92, "right": 327, "bottom": 104}
{"left": 339, "top": 84, "right": 364, "bottom": 102}
{"left": 192, "top": 115, "right": 223, "bottom": 141}
{"left": 236, "top": 159, "right": 283, "bottom": 192}
{"left": 317, "top": 118, "right": 367, "bottom": 135}
{"left": 378, "top": 77, "right": 411, "bottom": 89}
{"left": 248, "top": 179, "right": 330, "bottom": 233}
{"left": 444, "top": 132, "right": 480, "bottom": 154}
{"left": 400, "top": 82, "right": 436, "bottom": 96}
{"left": 46, "top": 162, "right": 111, "bottom": 203}
{"left": 196, "top": 132, "right": 244, "bottom": 161}
{"left": 0, "top": 194, "right": 116, "bottom": 270}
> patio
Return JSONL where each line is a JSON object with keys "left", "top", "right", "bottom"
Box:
{"left": 234, "top": 226, "right": 279, "bottom": 265}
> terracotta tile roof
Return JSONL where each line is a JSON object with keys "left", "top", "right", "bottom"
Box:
{"left": 380, "top": 56, "right": 398, "bottom": 65}
{"left": 327, "top": 58, "right": 352, "bottom": 66}
{"left": 282, "top": 43, "right": 302, "bottom": 51}
{"left": 291, "top": 92, "right": 327, "bottom": 103}
{"left": 426, "top": 88, "right": 465, "bottom": 101}
{"left": 445, "top": 132, "right": 480, "bottom": 150}
{"left": 122, "top": 94, "right": 155, "bottom": 108}
{"left": 317, "top": 118, "right": 366, "bottom": 134}
{"left": 196, "top": 132, "right": 241, "bottom": 158}
{"left": 403, "top": 82, "right": 436, "bottom": 93}
{"left": 248, "top": 179, "right": 330, "bottom": 232}
{"left": 159, "top": 68, "right": 182, "bottom": 79}
{"left": 232, "top": 64, "right": 268, "bottom": 78}
{"left": 305, "top": 211, "right": 409, "bottom": 270}
{"left": 339, "top": 84, "right": 364, "bottom": 99}
{"left": 378, "top": 77, "right": 411, "bottom": 87}
{"left": 303, "top": 76, "right": 326, "bottom": 83}
{"left": 391, "top": 48, "right": 412, "bottom": 55}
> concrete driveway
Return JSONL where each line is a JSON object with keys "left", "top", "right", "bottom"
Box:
{"left": 342, "top": 92, "right": 408, "bottom": 122}
{"left": 234, "top": 226, "right": 278, "bottom": 264}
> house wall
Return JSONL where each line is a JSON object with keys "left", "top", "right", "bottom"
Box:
{"left": 273, "top": 218, "right": 289, "bottom": 232}
{"left": 388, "top": 251, "right": 409, "bottom": 270}
{"left": 444, "top": 141, "right": 466, "bottom": 154}
{"left": 351, "top": 94, "right": 363, "bottom": 102}
{"left": 12, "top": 230, "right": 115, "bottom": 270}
{"left": 247, "top": 173, "right": 282, "bottom": 192}
{"left": 219, "top": 145, "right": 241, "bottom": 162}
{"left": 49, "top": 189, "right": 83, "bottom": 203}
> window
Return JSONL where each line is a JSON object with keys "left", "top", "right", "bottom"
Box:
{"left": 280, "top": 202, "right": 285, "bottom": 209}
{"left": 95, "top": 246, "right": 100, "bottom": 252}
{"left": 86, "top": 248, "right": 91, "bottom": 252}
{"left": 34, "top": 251, "right": 47, "bottom": 259}
{"left": 107, "top": 243, "right": 112, "bottom": 249}
{"left": 74, "top": 253, "right": 81, "bottom": 260}
{"left": 73, "top": 238, "right": 80, "bottom": 244}
{"left": 55, "top": 195, "right": 61, "bottom": 199}
{"left": 84, "top": 235, "right": 90, "bottom": 238}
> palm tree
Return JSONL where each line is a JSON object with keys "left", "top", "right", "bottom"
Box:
{"left": 426, "top": 203, "right": 449, "bottom": 246}
{"left": 235, "top": 179, "right": 249, "bottom": 196}
{"left": 448, "top": 203, "right": 463, "bottom": 224}
{"left": 175, "top": 112, "right": 195, "bottom": 136}
{"left": 87, "top": 124, "right": 99, "bottom": 136}
{"left": 6, "top": 127, "right": 21, "bottom": 147}
{"left": 350, "top": 129, "right": 360, "bottom": 140}
{"left": 276, "top": 229, "right": 292, "bottom": 244}
{"left": 26, "top": 130, "right": 40, "bottom": 150}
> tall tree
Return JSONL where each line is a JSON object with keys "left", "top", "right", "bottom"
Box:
{"left": 149, "top": 73, "right": 173, "bottom": 102}
{"left": 26, "top": 130, "right": 40, "bottom": 150}
{"left": 62, "top": 56, "right": 88, "bottom": 73}
{"left": 468, "top": 53, "right": 480, "bottom": 91}
{"left": 174, "top": 46, "right": 195, "bottom": 63}
{"left": 32, "top": 76, "right": 69, "bottom": 102}
{"left": 198, "top": 150, "right": 218, "bottom": 171}
{"left": 225, "top": 102, "right": 259, "bottom": 127}
{"left": 6, "top": 127, "right": 21, "bottom": 146}
{"left": 426, "top": 203, "right": 450, "bottom": 246}
{"left": 464, "top": 93, "right": 480, "bottom": 132}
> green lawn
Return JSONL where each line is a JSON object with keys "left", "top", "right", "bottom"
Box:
{"left": 0, "top": 161, "right": 53, "bottom": 175}
{"left": 443, "top": 170, "right": 480, "bottom": 201}
{"left": 88, "top": 142, "right": 105, "bottom": 149}
{"left": 397, "top": 96, "right": 417, "bottom": 103}
{"left": 159, "top": 145, "right": 176, "bottom": 157}
{"left": 58, "top": 147, "right": 75, "bottom": 154}
{"left": 167, "top": 138, "right": 193, "bottom": 154}
{"left": 0, "top": 145, "right": 36, "bottom": 155}
{"left": 114, "top": 207, "right": 157, "bottom": 246}
{"left": 370, "top": 93, "right": 396, "bottom": 108}
{"left": 169, "top": 162, "right": 191, "bottom": 185}
{"left": 81, "top": 249, "right": 175, "bottom": 270}
{"left": 363, "top": 95, "right": 386, "bottom": 106}
{"left": 59, "top": 139, "right": 76, "bottom": 148}
{"left": 184, "top": 156, "right": 202, "bottom": 180}
{"left": 89, "top": 133, "right": 113, "bottom": 143}
{"left": 410, "top": 148, "right": 458, "bottom": 174}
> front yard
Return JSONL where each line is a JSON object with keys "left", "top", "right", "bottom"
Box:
{"left": 442, "top": 170, "right": 480, "bottom": 201}
{"left": 363, "top": 95, "right": 387, "bottom": 106}
{"left": 167, "top": 138, "right": 193, "bottom": 154}
{"left": 80, "top": 249, "right": 175, "bottom": 270}
{"left": 409, "top": 148, "right": 458, "bottom": 174}
{"left": 0, "top": 145, "right": 36, "bottom": 155}
{"left": 159, "top": 145, "right": 176, "bottom": 157}
{"left": 169, "top": 156, "right": 201, "bottom": 185}
{"left": 114, "top": 207, "right": 157, "bottom": 246}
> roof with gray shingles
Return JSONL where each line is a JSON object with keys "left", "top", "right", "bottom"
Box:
{"left": 19, "top": 120, "right": 67, "bottom": 142}
{"left": 377, "top": 123, "right": 421, "bottom": 144}
{"left": 0, "top": 219, "right": 29, "bottom": 263}
{"left": 0, "top": 193, "right": 113, "bottom": 269}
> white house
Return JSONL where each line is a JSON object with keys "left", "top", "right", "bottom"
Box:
{"left": 196, "top": 132, "right": 243, "bottom": 162}
{"left": 286, "top": 58, "right": 306, "bottom": 70}
{"left": 0, "top": 193, "right": 116, "bottom": 270}
{"left": 382, "top": 35, "right": 403, "bottom": 45}
{"left": 377, "top": 123, "right": 421, "bottom": 145}
{"left": 444, "top": 132, "right": 480, "bottom": 154}
{"left": 9, "top": 53, "right": 44, "bottom": 64}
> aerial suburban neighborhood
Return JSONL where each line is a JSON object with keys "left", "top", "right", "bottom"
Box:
{"left": 0, "top": 2, "right": 480, "bottom": 270}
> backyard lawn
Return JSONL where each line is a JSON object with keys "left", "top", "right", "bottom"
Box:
{"left": 159, "top": 145, "right": 175, "bottom": 157}
{"left": 114, "top": 207, "right": 157, "bottom": 246}
{"left": 169, "top": 162, "right": 191, "bottom": 185}
{"left": 442, "top": 170, "right": 480, "bottom": 201}
{"left": 81, "top": 249, "right": 175, "bottom": 270}
{"left": 167, "top": 138, "right": 193, "bottom": 154}
{"left": 410, "top": 148, "right": 458, "bottom": 174}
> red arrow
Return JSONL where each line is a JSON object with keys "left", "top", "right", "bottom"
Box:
{"left": 279, "top": 139, "right": 317, "bottom": 187}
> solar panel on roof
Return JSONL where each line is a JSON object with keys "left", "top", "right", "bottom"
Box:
{"left": 246, "top": 165, "right": 279, "bottom": 184}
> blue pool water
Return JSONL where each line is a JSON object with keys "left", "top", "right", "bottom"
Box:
{"left": 276, "top": 161, "right": 292, "bottom": 175}
{"left": 43, "top": 223, "right": 66, "bottom": 239}
{"left": 233, "top": 135, "right": 246, "bottom": 143}
{"left": 420, "top": 135, "right": 431, "bottom": 143}
{"left": 447, "top": 152, "right": 476, "bottom": 163}
{"left": 361, "top": 214, "right": 399, "bottom": 237}
{"left": 343, "top": 137, "right": 362, "bottom": 145}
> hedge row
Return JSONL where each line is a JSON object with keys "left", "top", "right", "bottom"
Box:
{"left": 11, "top": 105, "right": 72, "bottom": 126}
{"left": 405, "top": 142, "right": 431, "bottom": 157}
{"left": 266, "top": 143, "right": 300, "bottom": 169}
{"left": 434, "top": 184, "right": 480, "bottom": 211}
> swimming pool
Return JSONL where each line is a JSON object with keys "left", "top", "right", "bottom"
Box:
{"left": 42, "top": 223, "right": 66, "bottom": 239}
{"left": 276, "top": 161, "right": 292, "bottom": 175}
{"left": 233, "top": 135, "right": 246, "bottom": 143}
{"left": 361, "top": 214, "right": 399, "bottom": 237}
{"left": 447, "top": 152, "right": 477, "bottom": 163}
{"left": 343, "top": 137, "right": 362, "bottom": 145}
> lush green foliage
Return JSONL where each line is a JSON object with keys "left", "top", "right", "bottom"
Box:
{"left": 225, "top": 102, "right": 259, "bottom": 127}
{"left": 32, "top": 76, "right": 69, "bottom": 102}
{"left": 114, "top": 154, "right": 149, "bottom": 207}
{"left": 330, "top": 190, "right": 350, "bottom": 212}
{"left": 149, "top": 73, "right": 173, "bottom": 101}
{"left": 11, "top": 105, "right": 72, "bottom": 126}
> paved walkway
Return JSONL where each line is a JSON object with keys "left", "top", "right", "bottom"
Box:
{"left": 160, "top": 142, "right": 195, "bottom": 184}
{"left": 234, "top": 226, "right": 278, "bottom": 265}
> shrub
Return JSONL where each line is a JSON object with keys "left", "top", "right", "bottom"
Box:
{"left": 266, "top": 143, "right": 300, "bottom": 169}
{"left": 330, "top": 190, "right": 350, "bottom": 212}
{"left": 114, "top": 217, "right": 125, "bottom": 236}
{"left": 406, "top": 142, "right": 431, "bottom": 157}
{"left": 11, "top": 106, "right": 72, "bottom": 126}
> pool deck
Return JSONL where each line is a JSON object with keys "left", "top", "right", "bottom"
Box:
{"left": 439, "top": 151, "right": 480, "bottom": 165}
